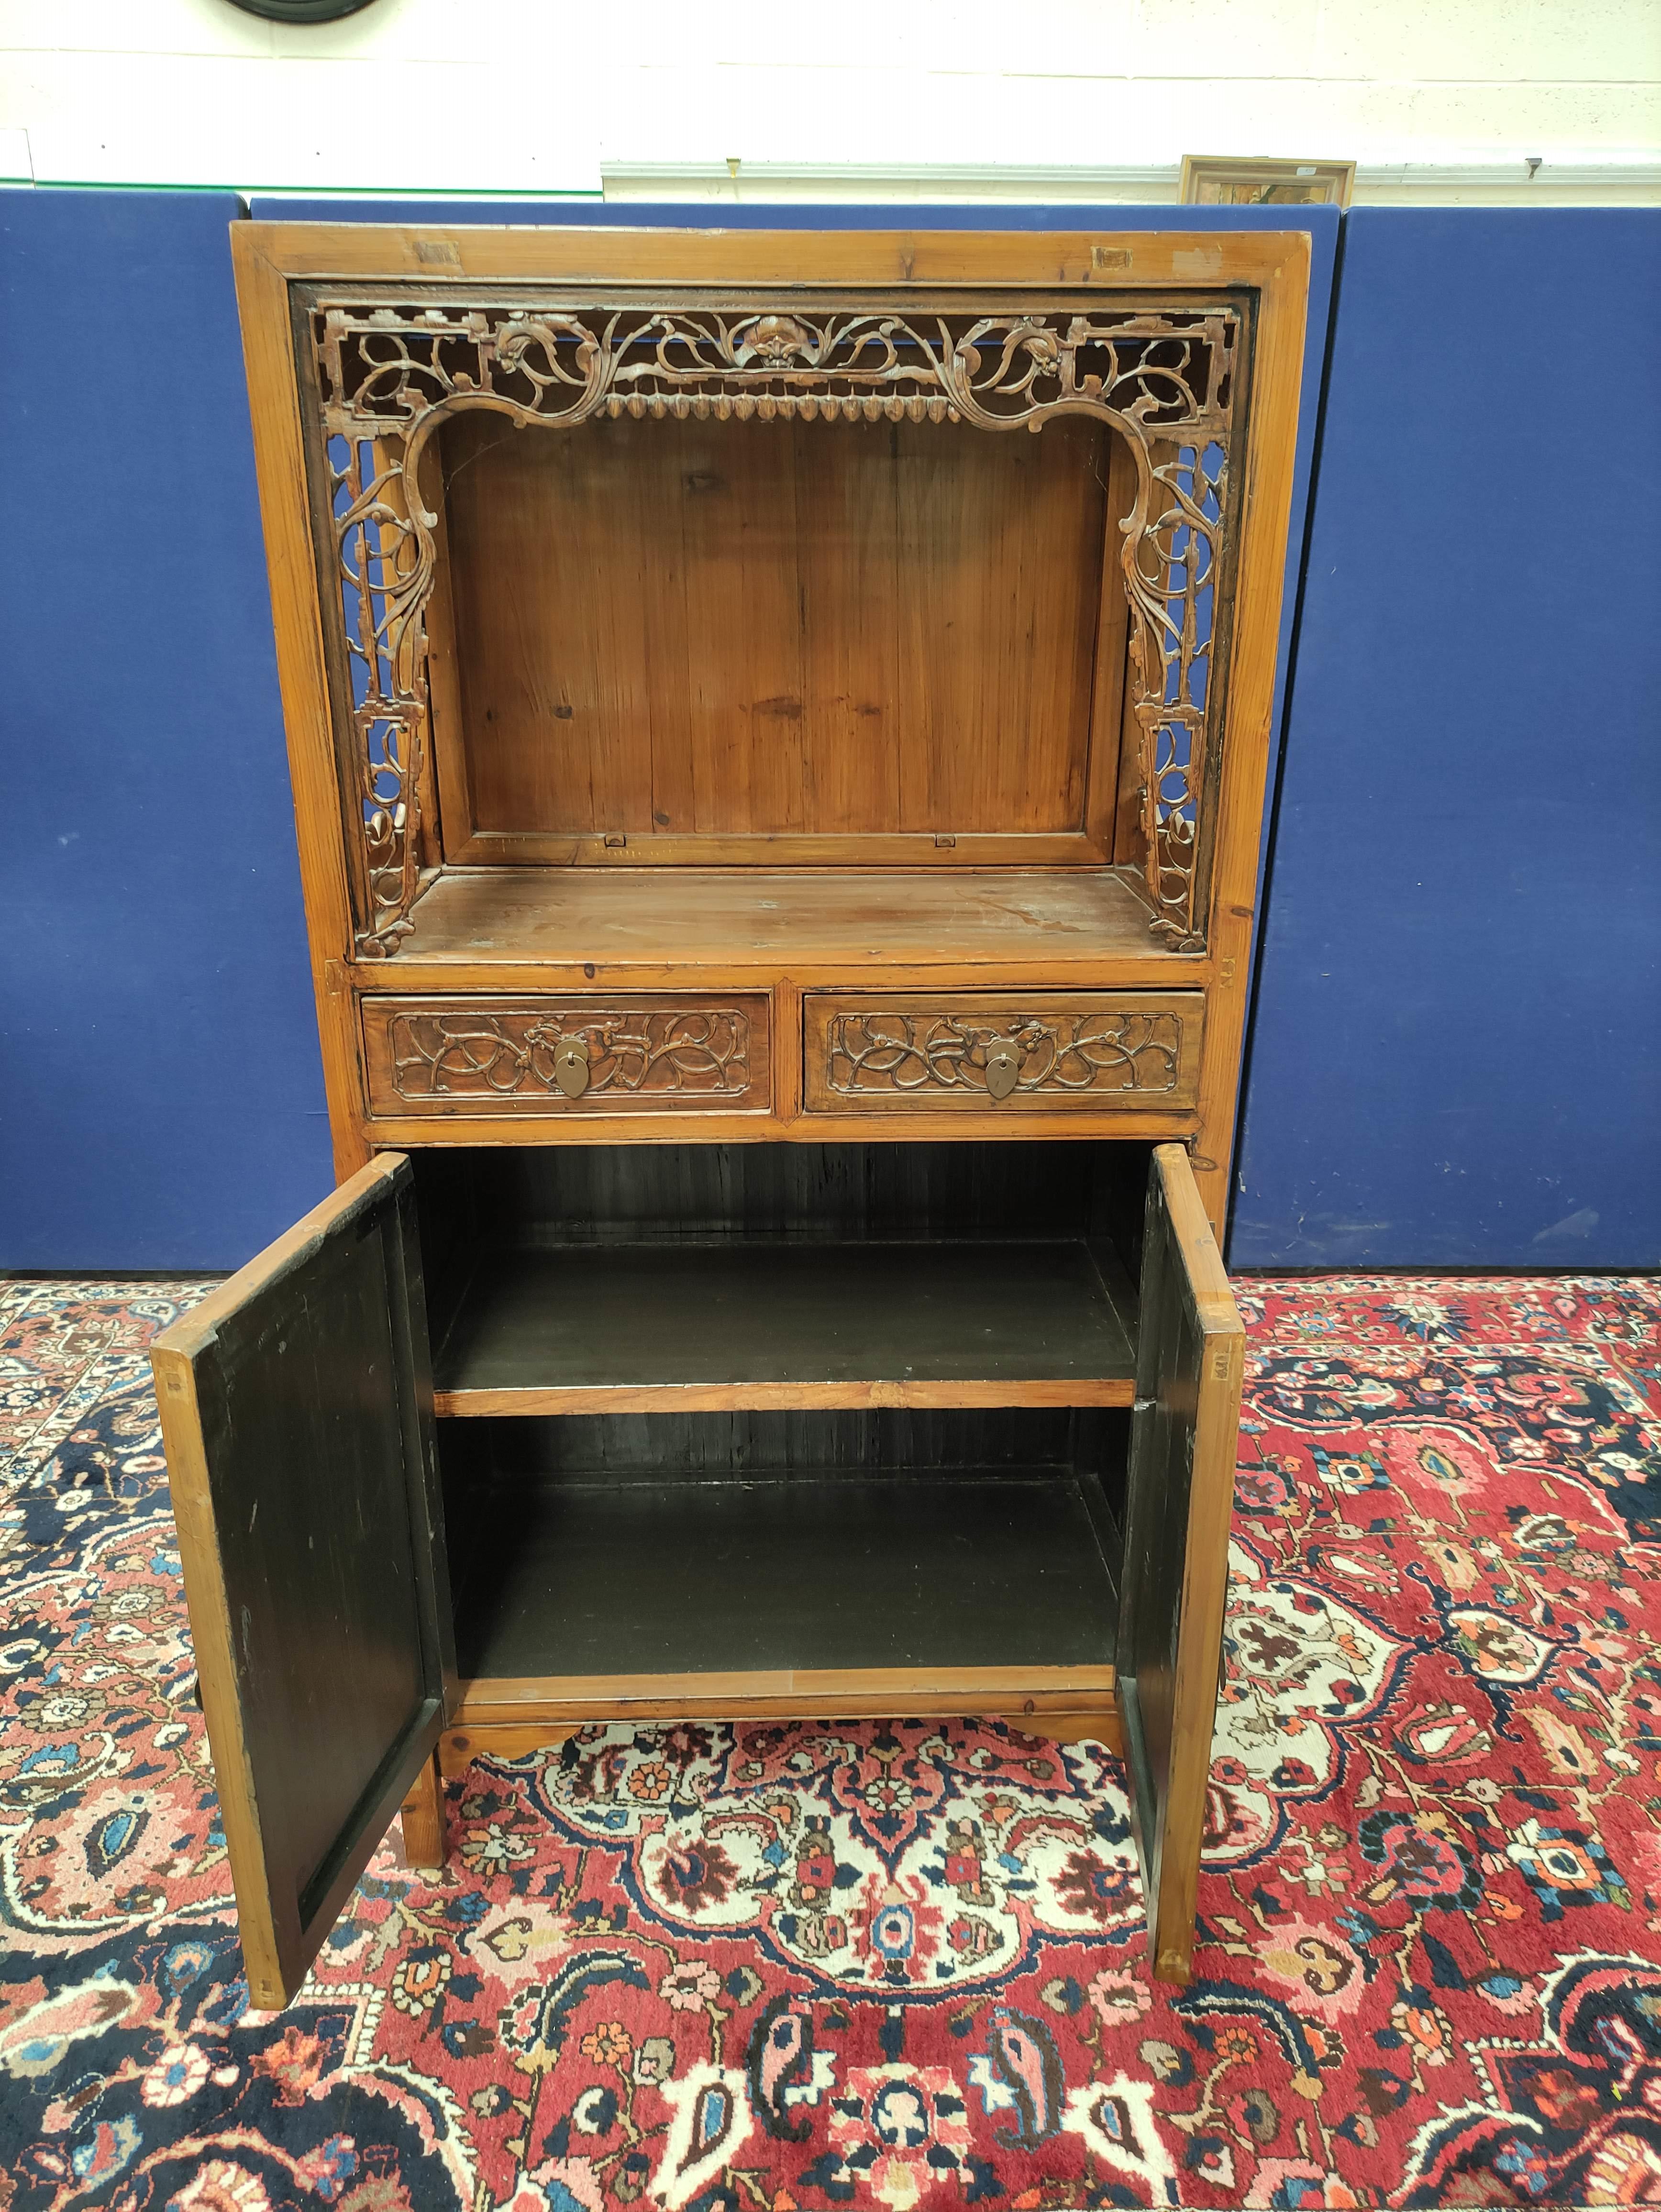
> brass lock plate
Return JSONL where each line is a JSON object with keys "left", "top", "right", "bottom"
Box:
{"left": 983, "top": 1040, "right": 1021, "bottom": 1100}
{"left": 553, "top": 1038, "right": 591, "bottom": 1098}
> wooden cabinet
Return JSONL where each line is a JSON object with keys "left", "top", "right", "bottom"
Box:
{"left": 154, "top": 221, "right": 1309, "bottom": 2006}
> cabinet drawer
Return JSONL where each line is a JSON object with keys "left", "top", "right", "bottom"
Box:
{"left": 363, "top": 995, "right": 770, "bottom": 1116}
{"left": 803, "top": 991, "right": 1203, "bottom": 1114}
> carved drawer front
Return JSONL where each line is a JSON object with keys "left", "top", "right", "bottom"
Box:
{"left": 363, "top": 996, "right": 770, "bottom": 1116}
{"left": 803, "top": 992, "right": 1203, "bottom": 1114}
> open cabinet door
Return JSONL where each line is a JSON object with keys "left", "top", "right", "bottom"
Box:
{"left": 1117, "top": 1142, "right": 1244, "bottom": 1985}
{"left": 152, "top": 1156, "right": 454, "bottom": 2008}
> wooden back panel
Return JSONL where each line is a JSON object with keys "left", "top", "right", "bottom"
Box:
{"left": 438, "top": 411, "right": 1118, "bottom": 858}
{"left": 410, "top": 1134, "right": 1152, "bottom": 1251}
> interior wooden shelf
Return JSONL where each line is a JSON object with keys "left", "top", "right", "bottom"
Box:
{"left": 431, "top": 1239, "right": 1137, "bottom": 1415}
{"left": 450, "top": 1471, "right": 1119, "bottom": 1681}
{"left": 391, "top": 866, "right": 1174, "bottom": 974}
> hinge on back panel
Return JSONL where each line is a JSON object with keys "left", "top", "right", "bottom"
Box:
{"left": 1132, "top": 1397, "right": 1156, "bottom": 1415}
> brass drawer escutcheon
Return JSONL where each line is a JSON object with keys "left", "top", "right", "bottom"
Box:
{"left": 983, "top": 1040, "right": 1021, "bottom": 1102}
{"left": 552, "top": 1037, "right": 591, "bottom": 1099}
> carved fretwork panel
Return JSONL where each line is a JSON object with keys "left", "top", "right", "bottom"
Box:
{"left": 1131, "top": 438, "right": 1228, "bottom": 948}
{"left": 361, "top": 996, "right": 770, "bottom": 1115}
{"left": 803, "top": 993, "right": 1204, "bottom": 1114}
{"left": 325, "top": 427, "right": 428, "bottom": 948}
{"left": 306, "top": 294, "right": 1245, "bottom": 953}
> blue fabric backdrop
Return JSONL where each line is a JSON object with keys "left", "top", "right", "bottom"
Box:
{"left": 1, "top": 189, "right": 331, "bottom": 1270}
{"left": 4, "top": 190, "right": 1653, "bottom": 1269}
{"left": 1230, "top": 209, "right": 1661, "bottom": 1267}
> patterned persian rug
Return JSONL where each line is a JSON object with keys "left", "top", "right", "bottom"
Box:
{"left": 1, "top": 1273, "right": 1658, "bottom": 2212}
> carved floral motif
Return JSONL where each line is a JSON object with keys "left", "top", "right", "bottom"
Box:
{"left": 821, "top": 1009, "right": 1185, "bottom": 1100}
{"left": 311, "top": 296, "right": 1238, "bottom": 953}
{"left": 382, "top": 1007, "right": 755, "bottom": 1105}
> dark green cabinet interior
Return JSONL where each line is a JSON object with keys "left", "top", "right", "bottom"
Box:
{"left": 417, "top": 1138, "right": 1147, "bottom": 1402}
{"left": 441, "top": 1406, "right": 1129, "bottom": 1682}
{"left": 416, "top": 1139, "right": 1148, "bottom": 1680}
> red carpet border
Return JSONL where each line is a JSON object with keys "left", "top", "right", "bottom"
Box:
{"left": 0, "top": 1274, "right": 1657, "bottom": 2210}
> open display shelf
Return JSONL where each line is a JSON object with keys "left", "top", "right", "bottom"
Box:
{"left": 152, "top": 222, "right": 1305, "bottom": 2005}
{"left": 384, "top": 866, "right": 1174, "bottom": 979}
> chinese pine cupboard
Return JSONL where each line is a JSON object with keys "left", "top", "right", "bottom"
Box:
{"left": 152, "top": 223, "right": 1309, "bottom": 2006}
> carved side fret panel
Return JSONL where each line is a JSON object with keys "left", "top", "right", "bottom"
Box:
{"left": 306, "top": 293, "right": 1244, "bottom": 954}
{"left": 324, "top": 428, "right": 429, "bottom": 948}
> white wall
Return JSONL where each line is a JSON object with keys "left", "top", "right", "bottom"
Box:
{"left": 2, "top": 0, "right": 1658, "bottom": 201}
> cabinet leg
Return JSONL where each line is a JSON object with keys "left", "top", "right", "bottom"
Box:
{"left": 393, "top": 1749, "right": 446, "bottom": 1871}
{"left": 1020, "top": 1710, "right": 1122, "bottom": 1753}
{"left": 440, "top": 1722, "right": 579, "bottom": 1778}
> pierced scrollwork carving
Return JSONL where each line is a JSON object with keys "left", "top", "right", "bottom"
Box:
{"left": 310, "top": 292, "right": 1240, "bottom": 952}
{"left": 315, "top": 302, "right": 1233, "bottom": 431}
{"left": 822, "top": 1008, "right": 1186, "bottom": 1101}
{"left": 378, "top": 1005, "right": 758, "bottom": 1107}
{"left": 326, "top": 427, "right": 428, "bottom": 951}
